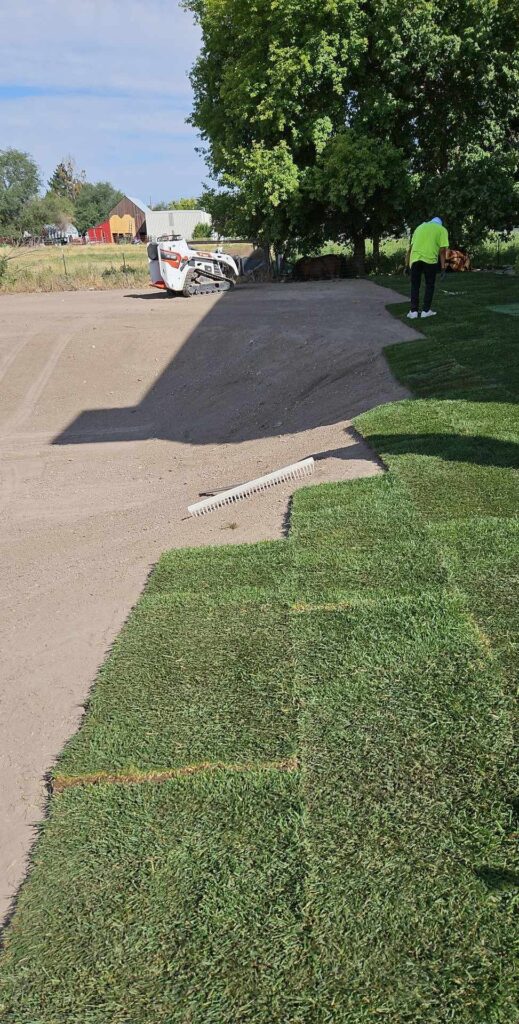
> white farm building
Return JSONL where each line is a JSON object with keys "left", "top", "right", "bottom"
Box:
{"left": 146, "top": 209, "right": 212, "bottom": 241}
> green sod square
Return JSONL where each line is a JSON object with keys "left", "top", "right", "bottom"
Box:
{"left": 147, "top": 540, "right": 293, "bottom": 603}
{"left": 382, "top": 455, "right": 519, "bottom": 521}
{"left": 290, "top": 476, "right": 449, "bottom": 600}
{"left": 294, "top": 594, "right": 517, "bottom": 1023}
{"left": 432, "top": 515, "right": 519, "bottom": 686}
{"left": 0, "top": 772, "right": 304, "bottom": 1024}
{"left": 57, "top": 596, "right": 297, "bottom": 778}
{"left": 357, "top": 399, "right": 519, "bottom": 522}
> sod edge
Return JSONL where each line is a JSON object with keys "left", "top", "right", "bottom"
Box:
{"left": 52, "top": 756, "right": 300, "bottom": 793}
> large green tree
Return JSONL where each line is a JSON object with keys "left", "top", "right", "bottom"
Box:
{"left": 21, "top": 193, "right": 75, "bottom": 236}
{"left": 74, "top": 181, "right": 123, "bottom": 234}
{"left": 0, "top": 149, "right": 41, "bottom": 234}
{"left": 185, "top": 0, "right": 519, "bottom": 269}
{"left": 48, "top": 157, "right": 86, "bottom": 202}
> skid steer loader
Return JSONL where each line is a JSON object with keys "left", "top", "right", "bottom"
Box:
{"left": 148, "top": 235, "right": 239, "bottom": 297}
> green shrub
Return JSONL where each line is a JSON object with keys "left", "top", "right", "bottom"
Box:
{"left": 470, "top": 231, "right": 518, "bottom": 269}
{"left": 191, "top": 221, "right": 211, "bottom": 240}
{"left": 101, "top": 264, "right": 138, "bottom": 278}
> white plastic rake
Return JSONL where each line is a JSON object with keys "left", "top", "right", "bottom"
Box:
{"left": 188, "top": 457, "right": 315, "bottom": 517}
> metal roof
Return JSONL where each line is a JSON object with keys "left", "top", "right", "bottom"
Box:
{"left": 126, "top": 196, "right": 151, "bottom": 215}
{"left": 44, "top": 222, "right": 79, "bottom": 236}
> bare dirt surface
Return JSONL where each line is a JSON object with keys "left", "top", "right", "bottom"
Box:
{"left": 0, "top": 279, "right": 418, "bottom": 921}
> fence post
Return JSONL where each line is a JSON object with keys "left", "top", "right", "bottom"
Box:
{"left": 62, "top": 251, "right": 68, "bottom": 278}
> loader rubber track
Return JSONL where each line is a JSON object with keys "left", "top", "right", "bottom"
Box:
{"left": 182, "top": 268, "right": 234, "bottom": 298}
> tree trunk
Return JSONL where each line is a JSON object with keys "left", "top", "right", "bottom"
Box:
{"left": 352, "top": 234, "right": 366, "bottom": 276}
{"left": 260, "top": 237, "right": 273, "bottom": 279}
{"left": 372, "top": 232, "right": 380, "bottom": 265}
{"left": 273, "top": 244, "right": 283, "bottom": 280}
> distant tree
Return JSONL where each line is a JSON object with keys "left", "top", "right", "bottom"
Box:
{"left": 200, "top": 187, "right": 266, "bottom": 241}
{"left": 48, "top": 157, "right": 86, "bottom": 202}
{"left": 152, "top": 197, "right": 202, "bottom": 210}
{"left": 0, "top": 149, "right": 41, "bottom": 233}
{"left": 191, "top": 221, "right": 211, "bottom": 239}
{"left": 74, "top": 181, "right": 124, "bottom": 234}
{"left": 22, "top": 193, "right": 75, "bottom": 236}
{"left": 169, "top": 197, "right": 201, "bottom": 209}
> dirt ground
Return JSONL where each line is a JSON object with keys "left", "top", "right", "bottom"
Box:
{"left": 0, "top": 279, "right": 417, "bottom": 921}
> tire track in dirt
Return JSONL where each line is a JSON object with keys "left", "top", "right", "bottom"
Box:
{"left": 0, "top": 326, "right": 82, "bottom": 439}
{"left": 0, "top": 324, "right": 84, "bottom": 513}
{"left": 0, "top": 331, "right": 37, "bottom": 385}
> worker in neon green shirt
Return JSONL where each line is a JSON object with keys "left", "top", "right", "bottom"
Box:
{"left": 406, "top": 217, "right": 449, "bottom": 319}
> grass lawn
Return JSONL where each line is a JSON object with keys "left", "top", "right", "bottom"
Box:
{"left": 1, "top": 274, "right": 517, "bottom": 1022}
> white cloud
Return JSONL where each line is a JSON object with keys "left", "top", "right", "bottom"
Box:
{"left": 0, "top": 0, "right": 209, "bottom": 199}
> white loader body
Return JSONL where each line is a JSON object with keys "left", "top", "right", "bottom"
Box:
{"left": 148, "top": 236, "right": 238, "bottom": 297}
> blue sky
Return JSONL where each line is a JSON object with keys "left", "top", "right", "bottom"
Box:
{"left": 0, "top": 0, "right": 208, "bottom": 204}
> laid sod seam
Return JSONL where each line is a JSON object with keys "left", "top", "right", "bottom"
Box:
{"left": 55, "top": 474, "right": 450, "bottom": 783}
{"left": 0, "top": 773, "right": 306, "bottom": 1024}
{"left": 147, "top": 539, "right": 293, "bottom": 601}
{"left": 56, "top": 596, "right": 298, "bottom": 777}
{"left": 52, "top": 756, "right": 300, "bottom": 793}
{"left": 294, "top": 592, "right": 516, "bottom": 1023}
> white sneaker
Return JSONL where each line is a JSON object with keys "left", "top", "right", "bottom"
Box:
{"left": 407, "top": 311, "right": 419, "bottom": 319}
{"left": 421, "top": 310, "right": 437, "bottom": 319}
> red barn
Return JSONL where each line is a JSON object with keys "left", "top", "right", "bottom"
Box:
{"left": 87, "top": 219, "right": 112, "bottom": 244}
{"left": 86, "top": 198, "right": 150, "bottom": 244}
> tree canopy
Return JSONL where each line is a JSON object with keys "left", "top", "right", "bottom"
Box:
{"left": 185, "top": 0, "right": 519, "bottom": 266}
{"left": 0, "top": 149, "right": 41, "bottom": 234}
{"left": 48, "top": 158, "right": 86, "bottom": 202}
{"left": 152, "top": 197, "right": 202, "bottom": 210}
{"left": 21, "top": 193, "right": 76, "bottom": 236}
{"left": 74, "top": 182, "right": 124, "bottom": 234}
{"left": 0, "top": 149, "right": 126, "bottom": 238}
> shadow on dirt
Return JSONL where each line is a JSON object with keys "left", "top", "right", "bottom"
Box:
{"left": 125, "top": 292, "right": 178, "bottom": 300}
{"left": 53, "top": 282, "right": 406, "bottom": 447}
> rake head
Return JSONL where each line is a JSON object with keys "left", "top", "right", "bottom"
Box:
{"left": 188, "top": 457, "right": 315, "bottom": 517}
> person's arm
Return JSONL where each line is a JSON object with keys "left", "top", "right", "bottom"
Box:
{"left": 439, "top": 226, "right": 449, "bottom": 271}
{"left": 405, "top": 245, "right": 412, "bottom": 268}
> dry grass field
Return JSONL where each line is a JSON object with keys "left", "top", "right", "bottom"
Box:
{"left": 0, "top": 241, "right": 254, "bottom": 293}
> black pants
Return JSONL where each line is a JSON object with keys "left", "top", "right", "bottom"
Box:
{"left": 410, "top": 260, "right": 437, "bottom": 312}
